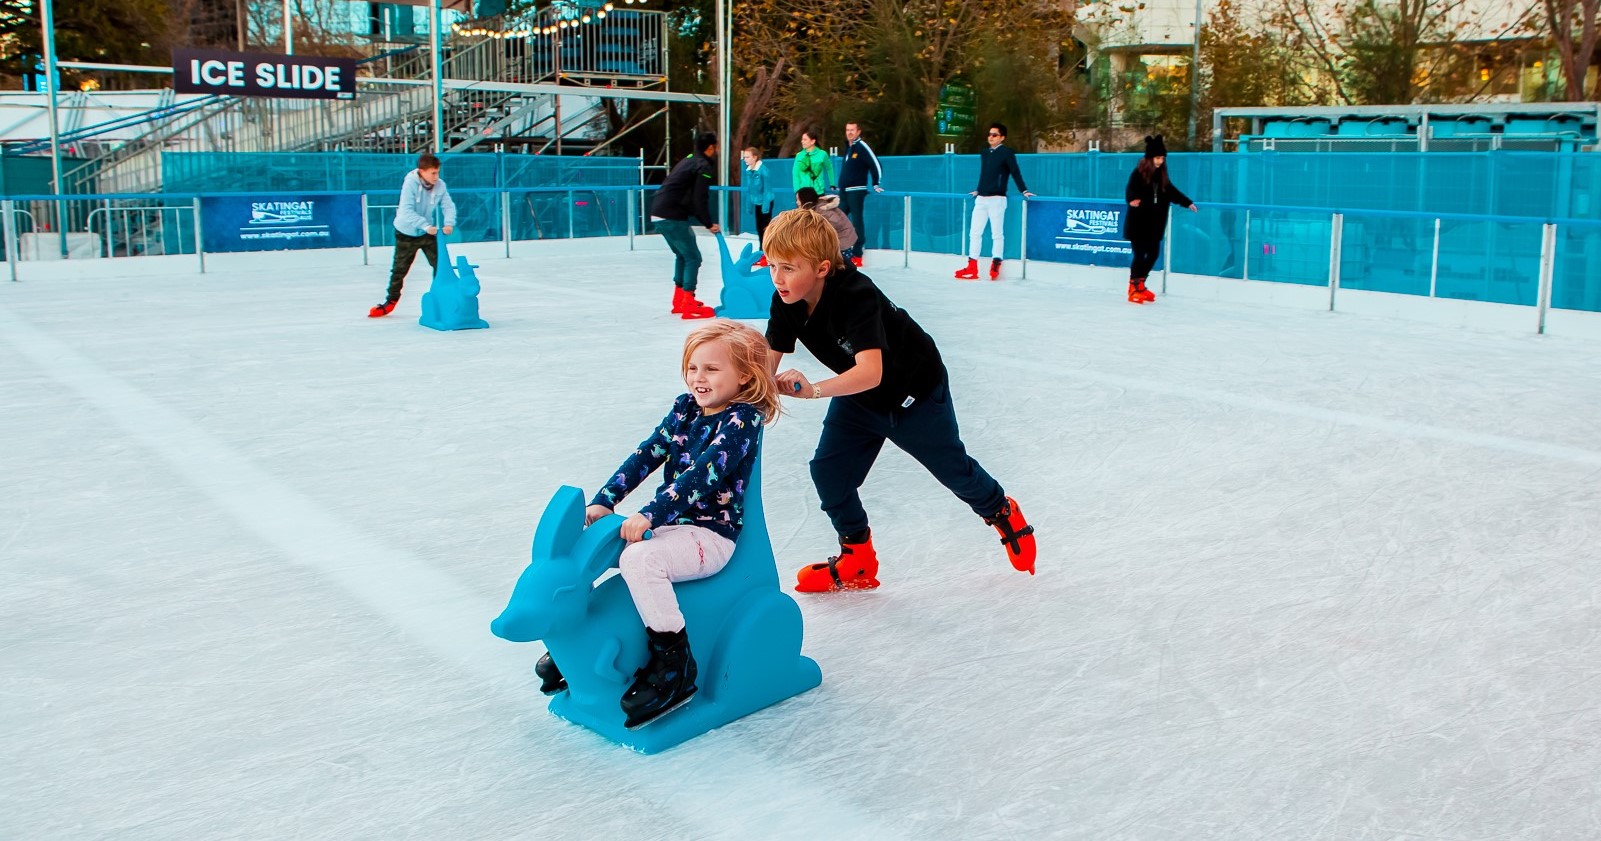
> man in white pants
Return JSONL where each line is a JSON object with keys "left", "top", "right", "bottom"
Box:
{"left": 955, "top": 123, "right": 1035, "bottom": 281}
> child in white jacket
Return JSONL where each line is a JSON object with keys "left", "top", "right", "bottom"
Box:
{"left": 369, "top": 153, "right": 458, "bottom": 318}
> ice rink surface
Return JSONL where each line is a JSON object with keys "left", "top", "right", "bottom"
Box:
{"left": 3, "top": 240, "right": 1599, "bottom": 840}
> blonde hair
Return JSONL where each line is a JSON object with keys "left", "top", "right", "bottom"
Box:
{"left": 762, "top": 208, "right": 839, "bottom": 271}
{"left": 681, "top": 320, "right": 782, "bottom": 424}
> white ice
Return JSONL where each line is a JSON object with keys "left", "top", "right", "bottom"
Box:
{"left": 2, "top": 239, "right": 1599, "bottom": 840}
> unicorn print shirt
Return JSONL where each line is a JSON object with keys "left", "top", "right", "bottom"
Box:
{"left": 591, "top": 394, "right": 763, "bottom": 542}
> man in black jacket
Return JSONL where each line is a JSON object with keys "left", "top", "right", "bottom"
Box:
{"left": 955, "top": 123, "right": 1034, "bottom": 281}
{"left": 837, "top": 122, "right": 884, "bottom": 267}
{"left": 650, "top": 132, "right": 721, "bottom": 319}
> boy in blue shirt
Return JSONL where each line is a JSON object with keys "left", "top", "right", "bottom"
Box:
{"left": 369, "top": 153, "right": 457, "bottom": 318}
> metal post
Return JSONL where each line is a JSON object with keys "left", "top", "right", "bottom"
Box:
{"left": 41, "top": 0, "right": 67, "bottom": 258}
{"left": 715, "top": 0, "right": 731, "bottom": 230}
{"left": 361, "top": 193, "right": 370, "bottom": 265}
{"left": 628, "top": 189, "right": 637, "bottom": 251}
{"left": 567, "top": 189, "right": 575, "bottom": 238}
{"left": 429, "top": 0, "right": 444, "bottom": 153}
{"left": 502, "top": 190, "right": 512, "bottom": 258}
{"left": 1020, "top": 198, "right": 1029, "bottom": 279}
{"left": 1242, "top": 209, "right": 1251, "bottom": 281}
{"left": 3, "top": 199, "right": 17, "bottom": 282}
{"left": 283, "top": 0, "right": 293, "bottom": 53}
{"left": 1536, "top": 222, "right": 1556, "bottom": 335}
{"left": 1162, "top": 212, "right": 1173, "bottom": 293}
{"left": 193, "top": 197, "right": 206, "bottom": 273}
{"left": 1186, "top": 0, "right": 1203, "bottom": 149}
{"left": 902, "top": 195, "right": 911, "bottom": 268}
{"left": 1428, "top": 217, "right": 1440, "bottom": 298}
{"left": 1327, "top": 213, "right": 1344, "bottom": 312}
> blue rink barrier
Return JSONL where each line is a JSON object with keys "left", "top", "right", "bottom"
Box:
{"left": 5, "top": 186, "right": 1599, "bottom": 326}
{"left": 712, "top": 186, "right": 1601, "bottom": 317}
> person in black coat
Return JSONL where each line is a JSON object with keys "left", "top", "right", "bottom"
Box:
{"left": 1122, "top": 135, "right": 1197, "bottom": 303}
{"left": 651, "top": 132, "right": 722, "bottom": 319}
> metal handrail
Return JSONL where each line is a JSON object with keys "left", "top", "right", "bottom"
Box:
{"left": 85, "top": 204, "right": 200, "bottom": 264}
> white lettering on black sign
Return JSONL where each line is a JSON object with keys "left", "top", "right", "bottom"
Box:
{"left": 173, "top": 48, "right": 356, "bottom": 100}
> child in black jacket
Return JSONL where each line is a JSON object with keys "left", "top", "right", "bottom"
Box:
{"left": 1122, "top": 134, "right": 1198, "bottom": 303}
{"left": 762, "top": 209, "right": 1037, "bottom": 592}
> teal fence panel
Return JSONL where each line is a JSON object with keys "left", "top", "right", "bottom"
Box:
{"left": 1552, "top": 222, "right": 1601, "bottom": 312}
{"left": 160, "top": 152, "right": 641, "bottom": 194}
{"left": 1432, "top": 218, "right": 1546, "bottom": 305}
{"left": 1337, "top": 214, "right": 1434, "bottom": 296}
{"left": 1249, "top": 209, "right": 1334, "bottom": 286}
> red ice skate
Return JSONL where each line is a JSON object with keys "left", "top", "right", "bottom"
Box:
{"left": 984, "top": 497, "right": 1036, "bottom": 574}
{"left": 680, "top": 293, "right": 715, "bottom": 319}
{"left": 795, "top": 532, "right": 880, "bottom": 593}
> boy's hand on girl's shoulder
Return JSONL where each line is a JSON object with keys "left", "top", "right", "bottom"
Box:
{"left": 584, "top": 504, "right": 613, "bottom": 525}
{"left": 620, "top": 513, "right": 652, "bottom": 543}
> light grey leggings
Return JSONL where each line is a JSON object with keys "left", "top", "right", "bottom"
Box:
{"left": 619, "top": 525, "right": 736, "bottom": 632}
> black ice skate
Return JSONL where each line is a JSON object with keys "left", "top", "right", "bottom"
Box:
{"left": 535, "top": 651, "right": 567, "bottom": 695}
{"left": 620, "top": 627, "right": 698, "bottom": 729}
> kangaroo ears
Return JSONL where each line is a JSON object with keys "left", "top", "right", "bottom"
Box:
{"left": 532, "top": 486, "right": 588, "bottom": 566}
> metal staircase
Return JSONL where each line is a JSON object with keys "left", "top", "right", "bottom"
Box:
{"left": 55, "top": 10, "right": 672, "bottom": 194}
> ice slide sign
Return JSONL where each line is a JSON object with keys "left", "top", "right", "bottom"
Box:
{"left": 173, "top": 48, "right": 357, "bottom": 101}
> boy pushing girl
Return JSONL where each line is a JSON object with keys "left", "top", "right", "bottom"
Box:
{"left": 761, "top": 210, "right": 1037, "bottom": 591}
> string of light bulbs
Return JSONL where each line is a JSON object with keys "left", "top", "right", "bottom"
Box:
{"left": 450, "top": 0, "right": 648, "bottom": 39}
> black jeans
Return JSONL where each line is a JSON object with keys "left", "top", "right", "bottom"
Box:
{"left": 754, "top": 207, "right": 773, "bottom": 249}
{"left": 387, "top": 231, "right": 438, "bottom": 302}
{"left": 1129, "top": 238, "right": 1163, "bottom": 280}
{"left": 840, "top": 191, "right": 868, "bottom": 258}
{"left": 809, "top": 376, "right": 1006, "bottom": 538}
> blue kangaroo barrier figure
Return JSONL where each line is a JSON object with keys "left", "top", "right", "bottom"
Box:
{"left": 713, "top": 232, "right": 773, "bottom": 320}
{"left": 490, "top": 452, "right": 822, "bottom": 754}
{"left": 419, "top": 234, "right": 489, "bottom": 331}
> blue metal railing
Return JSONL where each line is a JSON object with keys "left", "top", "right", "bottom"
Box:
{"left": 6, "top": 185, "right": 1599, "bottom": 328}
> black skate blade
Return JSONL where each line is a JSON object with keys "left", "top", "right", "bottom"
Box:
{"left": 623, "top": 687, "right": 698, "bottom": 731}
{"left": 539, "top": 683, "right": 567, "bottom": 697}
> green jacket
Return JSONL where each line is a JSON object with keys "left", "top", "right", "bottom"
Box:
{"left": 791, "top": 147, "right": 835, "bottom": 195}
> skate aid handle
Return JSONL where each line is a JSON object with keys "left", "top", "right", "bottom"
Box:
{"left": 642, "top": 529, "right": 654, "bottom": 540}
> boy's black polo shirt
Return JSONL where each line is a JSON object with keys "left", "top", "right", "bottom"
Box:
{"left": 766, "top": 264, "right": 946, "bottom": 413}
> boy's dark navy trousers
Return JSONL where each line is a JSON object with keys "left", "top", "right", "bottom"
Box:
{"left": 810, "top": 375, "right": 1006, "bottom": 537}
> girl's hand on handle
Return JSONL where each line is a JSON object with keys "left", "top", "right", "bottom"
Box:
{"left": 1128, "top": 199, "right": 1141, "bottom": 208}
{"left": 584, "top": 504, "right": 613, "bottom": 526}
{"left": 776, "top": 369, "right": 813, "bottom": 398}
{"left": 620, "top": 513, "right": 653, "bottom": 543}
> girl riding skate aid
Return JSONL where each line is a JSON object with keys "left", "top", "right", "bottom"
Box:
{"left": 517, "top": 321, "right": 789, "bottom": 731}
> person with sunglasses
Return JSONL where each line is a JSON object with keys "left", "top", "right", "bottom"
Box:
{"left": 955, "top": 123, "right": 1035, "bottom": 281}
